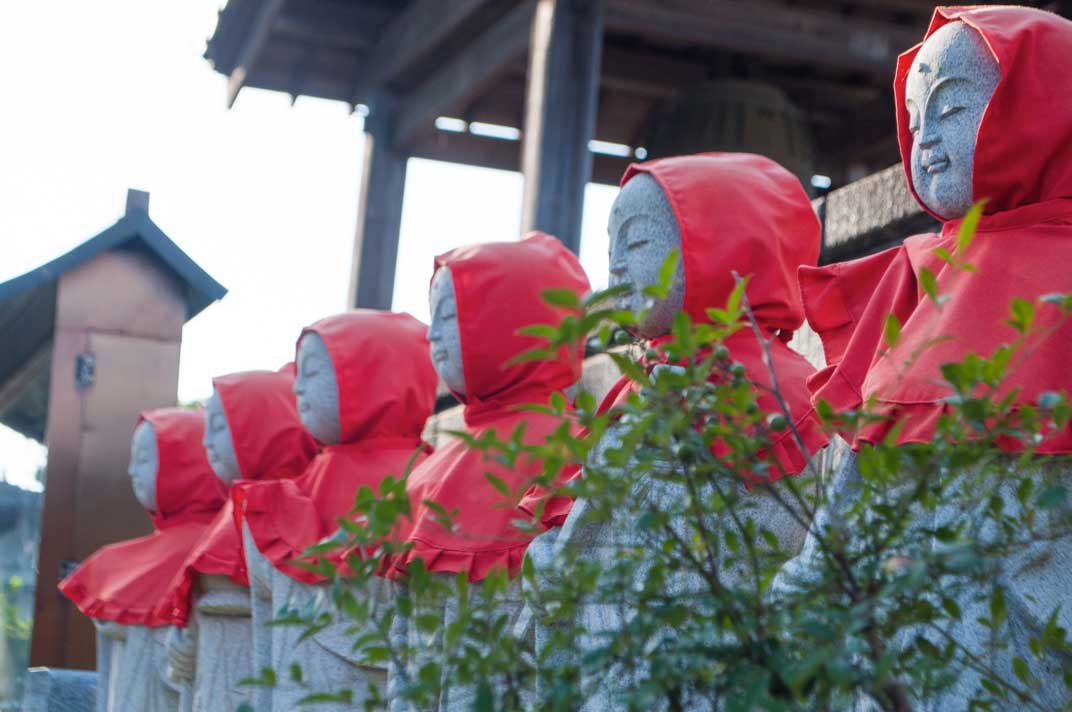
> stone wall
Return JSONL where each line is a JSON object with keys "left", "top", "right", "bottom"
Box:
{"left": 814, "top": 162, "right": 939, "bottom": 263}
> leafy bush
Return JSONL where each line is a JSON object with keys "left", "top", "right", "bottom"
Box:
{"left": 267, "top": 215, "right": 1072, "bottom": 711}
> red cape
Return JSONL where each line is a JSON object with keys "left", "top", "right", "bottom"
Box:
{"left": 238, "top": 310, "right": 437, "bottom": 584}
{"left": 59, "top": 408, "right": 225, "bottom": 627}
{"left": 383, "top": 232, "right": 590, "bottom": 581}
{"left": 525, "top": 153, "right": 830, "bottom": 528}
{"left": 157, "top": 367, "right": 316, "bottom": 626}
{"left": 801, "top": 6, "right": 1072, "bottom": 452}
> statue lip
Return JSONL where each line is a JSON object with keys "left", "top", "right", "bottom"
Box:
{"left": 430, "top": 348, "right": 449, "bottom": 363}
{"left": 922, "top": 155, "right": 950, "bottom": 175}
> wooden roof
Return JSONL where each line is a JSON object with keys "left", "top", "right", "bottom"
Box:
{"left": 205, "top": 0, "right": 1066, "bottom": 189}
{"left": 0, "top": 200, "right": 226, "bottom": 441}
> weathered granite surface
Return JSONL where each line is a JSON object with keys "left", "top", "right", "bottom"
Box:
{"left": 816, "top": 163, "right": 938, "bottom": 262}
{"left": 23, "top": 668, "right": 96, "bottom": 712}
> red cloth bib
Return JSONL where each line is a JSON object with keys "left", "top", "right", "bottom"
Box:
{"left": 383, "top": 232, "right": 590, "bottom": 581}
{"left": 59, "top": 408, "right": 225, "bottom": 627}
{"left": 238, "top": 310, "right": 437, "bottom": 584}
{"left": 157, "top": 367, "right": 316, "bottom": 626}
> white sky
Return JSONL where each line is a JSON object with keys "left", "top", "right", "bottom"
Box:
{"left": 0, "top": 1, "right": 616, "bottom": 491}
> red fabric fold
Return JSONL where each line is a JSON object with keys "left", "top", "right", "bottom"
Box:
{"left": 59, "top": 408, "right": 225, "bottom": 627}
{"left": 238, "top": 311, "right": 437, "bottom": 584}
{"left": 157, "top": 368, "right": 316, "bottom": 626}
{"left": 383, "top": 233, "right": 590, "bottom": 581}
{"left": 802, "top": 7, "right": 1072, "bottom": 452}
{"left": 520, "top": 153, "right": 830, "bottom": 528}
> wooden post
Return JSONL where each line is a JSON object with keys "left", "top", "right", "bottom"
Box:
{"left": 348, "top": 94, "right": 408, "bottom": 310}
{"left": 520, "top": 0, "right": 604, "bottom": 253}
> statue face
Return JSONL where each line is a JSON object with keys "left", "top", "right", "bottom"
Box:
{"left": 203, "top": 390, "right": 241, "bottom": 486}
{"left": 294, "top": 332, "right": 341, "bottom": 445}
{"left": 905, "top": 21, "right": 1000, "bottom": 220}
{"left": 128, "top": 421, "right": 158, "bottom": 512}
{"left": 608, "top": 173, "right": 685, "bottom": 339}
{"left": 428, "top": 267, "right": 466, "bottom": 396}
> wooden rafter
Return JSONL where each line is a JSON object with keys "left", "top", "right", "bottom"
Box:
{"left": 394, "top": 2, "right": 536, "bottom": 150}
{"left": 226, "top": 0, "right": 286, "bottom": 108}
{"left": 349, "top": 0, "right": 525, "bottom": 104}
{"left": 604, "top": 0, "right": 921, "bottom": 79}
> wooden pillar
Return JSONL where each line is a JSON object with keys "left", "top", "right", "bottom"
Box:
{"left": 30, "top": 250, "right": 185, "bottom": 670}
{"left": 520, "top": 0, "right": 604, "bottom": 253}
{"left": 348, "top": 94, "right": 409, "bottom": 310}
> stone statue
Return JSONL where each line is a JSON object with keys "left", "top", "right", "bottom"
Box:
{"left": 129, "top": 420, "right": 158, "bottom": 513}
{"left": 58, "top": 409, "right": 223, "bottom": 712}
{"left": 904, "top": 21, "right": 1000, "bottom": 221}
{"left": 521, "top": 154, "right": 826, "bottom": 709}
{"left": 238, "top": 312, "right": 437, "bottom": 710}
{"left": 787, "top": 8, "right": 1072, "bottom": 709}
{"left": 427, "top": 268, "right": 466, "bottom": 396}
{"left": 203, "top": 390, "right": 242, "bottom": 487}
{"left": 386, "top": 234, "right": 590, "bottom": 711}
{"left": 163, "top": 369, "right": 316, "bottom": 712}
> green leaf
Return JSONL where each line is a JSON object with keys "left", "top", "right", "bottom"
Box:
{"left": 541, "top": 288, "right": 580, "bottom": 309}
{"left": 654, "top": 248, "right": 681, "bottom": 300}
{"left": 483, "top": 472, "right": 511, "bottom": 498}
{"left": 516, "top": 324, "right": 559, "bottom": 340}
{"left": 1036, "top": 485, "right": 1067, "bottom": 509}
{"left": 1012, "top": 656, "right": 1030, "bottom": 684}
{"left": 726, "top": 273, "right": 752, "bottom": 317}
{"left": 607, "top": 351, "right": 649, "bottom": 385}
{"left": 957, "top": 198, "right": 987, "bottom": 256}
{"left": 919, "top": 267, "right": 941, "bottom": 307}
{"left": 883, "top": 313, "right": 902, "bottom": 350}
{"left": 1006, "top": 298, "right": 1036, "bottom": 334}
{"left": 990, "top": 586, "right": 1007, "bottom": 628}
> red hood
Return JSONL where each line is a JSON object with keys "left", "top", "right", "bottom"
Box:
{"left": 240, "top": 310, "right": 437, "bottom": 584}
{"left": 298, "top": 310, "right": 437, "bottom": 444}
{"left": 58, "top": 408, "right": 225, "bottom": 626}
{"left": 895, "top": 6, "right": 1072, "bottom": 218}
{"left": 622, "top": 153, "right": 819, "bottom": 336}
{"left": 433, "top": 232, "right": 591, "bottom": 424}
{"left": 140, "top": 408, "right": 226, "bottom": 530}
{"left": 212, "top": 368, "right": 317, "bottom": 481}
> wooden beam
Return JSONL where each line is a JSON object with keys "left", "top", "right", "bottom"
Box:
{"left": 348, "top": 94, "right": 408, "bottom": 310}
{"left": 605, "top": 0, "right": 920, "bottom": 79}
{"left": 520, "top": 0, "right": 605, "bottom": 253}
{"left": 226, "top": 0, "right": 286, "bottom": 108}
{"left": 410, "top": 129, "right": 628, "bottom": 187}
{"left": 350, "top": 0, "right": 522, "bottom": 103}
{"left": 394, "top": 3, "right": 536, "bottom": 150}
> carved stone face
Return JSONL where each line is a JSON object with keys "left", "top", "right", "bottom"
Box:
{"left": 128, "top": 421, "right": 158, "bottom": 512}
{"left": 608, "top": 173, "right": 686, "bottom": 339}
{"left": 294, "top": 332, "right": 341, "bottom": 445}
{"left": 428, "top": 267, "right": 466, "bottom": 396}
{"left": 203, "top": 390, "right": 241, "bottom": 486}
{"left": 906, "top": 21, "right": 1000, "bottom": 220}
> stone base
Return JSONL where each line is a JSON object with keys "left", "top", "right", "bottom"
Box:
{"left": 23, "top": 668, "right": 96, "bottom": 712}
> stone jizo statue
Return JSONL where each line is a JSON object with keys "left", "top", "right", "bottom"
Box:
{"left": 786, "top": 8, "right": 1072, "bottom": 710}
{"left": 522, "top": 153, "right": 826, "bottom": 710}
{"left": 163, "top": 370, "right": 316, "bottom": 712}
{"left": 59, "top": 409, "right": 223, "bottom": 712}
{"left": 239, "top": 312, "right": 437, "bottom": 711}
{"left": 386, "top": 234, "right": 590, "bottom": 711}
{"left": 904, "top": 20, "right": 1000, "bottom": 221}
{"left": 203, "top": 390, "right": 242, "bottom": 486}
